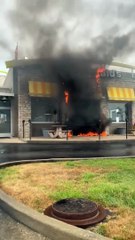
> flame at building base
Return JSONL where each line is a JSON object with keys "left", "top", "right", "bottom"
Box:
{"left": 67, "top": 131, "right": 107, "bottom": 138}
{"left": 78, "top": 131, "right": 107, "bottom": 137}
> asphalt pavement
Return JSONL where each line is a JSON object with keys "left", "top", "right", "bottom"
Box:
{"left": 0, "top": 208, "right": 51, "bottom": 240}
{"left": 0, "top": 135, "right": 135, "bottom": 163}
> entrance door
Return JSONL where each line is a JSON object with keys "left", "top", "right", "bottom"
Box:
{"left": 0, "top": 108, "right": 11, "bottom": 137}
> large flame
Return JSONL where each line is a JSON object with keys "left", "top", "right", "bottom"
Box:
{"left": 96, "top": 66, "right": 105, "bottom": 98}
{"left": 96, "top": 66, "right": 105, "bottom": 86}
{"left": 78, "top": 131, "right": 107, "bottom": 137}
{"left": 64, "top": 91, "right": 69, "bottom": 104}
{"left": 67, "top": 131, "right": 107, "bottom": 138}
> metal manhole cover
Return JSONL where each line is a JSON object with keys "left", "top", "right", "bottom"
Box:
{"left": 44, "top": 198, "right": 108, "bottom": 228}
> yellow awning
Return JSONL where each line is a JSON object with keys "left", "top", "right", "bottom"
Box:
{"left": 107, "top": 87, "right": 135, "bottom": 101}
{"left": 29, "top": 81, "right": 58, "bottom": 97}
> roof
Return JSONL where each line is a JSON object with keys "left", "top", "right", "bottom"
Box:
{"left": 6, "top": 59, "right": 46, "bottom": 68}
{"left": 6, "top": 59, "right": 135, "bottom": 70}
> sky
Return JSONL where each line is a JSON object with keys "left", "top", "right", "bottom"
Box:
{"left": 1, "top": 0, "right": 135, "bottom": 72}
{"left": 0, "top": 1, "right": 15, "bottom": 71}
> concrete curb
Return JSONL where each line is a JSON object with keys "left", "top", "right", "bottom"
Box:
{"left": 0, "top": 155, "right": 134, "bottom": 170}
{"left": 0, "top": 161, "right": 111, "bottom": 240}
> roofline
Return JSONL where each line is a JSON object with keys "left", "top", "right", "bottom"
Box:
{"left": 6, "top": 59, "right": 42, "bottom": 68}
{"left": 6, "top": 59, "right": 135, "bottom": 70}
{"left": 111, "top": 61, "right": 135, "bottom": 69}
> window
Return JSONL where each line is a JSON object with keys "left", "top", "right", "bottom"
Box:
{"left": 108, "top": 102, "right": 126, "bottom": 123}
{"left": 31, "top": 97, "right": 59, "bottom": 123}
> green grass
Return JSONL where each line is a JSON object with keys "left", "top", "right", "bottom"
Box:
{"left": 96, "top": 225, "right": 107, "bottom": 235}
{"left": 81, "top": 172, "right": 97, "bottom": 182}
{"left": 51, "top": 158, "right": 135, "bottom": 209}
{"left": 0, "top": 167, "right": 19, "bottom": 181}
{"left": 88, "top": 183, "right": 135, "bottom": 208}
{"left": 65, "top": 161, "right": 77, "bottom": 168}
{"left": 50, "top": 181, "right": 84, "bottom": 200}
{"left": 77, "top": 158, "right": 135, "bottom": 169}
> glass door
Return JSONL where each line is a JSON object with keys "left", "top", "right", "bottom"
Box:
{"left": 0, "top": 108, "right": 11, "bottom": 137}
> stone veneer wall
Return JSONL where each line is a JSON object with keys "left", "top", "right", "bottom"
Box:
{"left": 17, "top": 68, "right": 31, "bottom": 138}
{"left": 17, "top": 66, "right": 45, "bottom": 138}
{"left": 18, "top": 95, "right": 31, "bottom": 138}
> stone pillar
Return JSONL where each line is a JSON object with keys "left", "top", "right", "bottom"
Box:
{"left": 18, "top": 94, "right": 31, "bottom": 138}
{"left": 17, "top": 69, "right": 31, "bottom": 138}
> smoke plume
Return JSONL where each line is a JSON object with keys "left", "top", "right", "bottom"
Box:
{"left": 9, "top": 0, "right": 135, "bottom": 62}
{"left": 8, "top": 0, "right": 135, "bottom": 134}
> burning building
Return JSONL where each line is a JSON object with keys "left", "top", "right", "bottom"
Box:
{"left": 4, "top": 57, "right": 110, "bottom": 138}
{"left": 0, "top": 59, "right": 133, "bottom": 138}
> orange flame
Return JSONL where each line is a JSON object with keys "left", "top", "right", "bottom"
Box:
{"left": 67, "top": 131, "right": 107, "bottom": 138}
{"left": 64, "top": 91, "right": 69, "bottom": 104}
{"left": 78, "top": 131, "right": 107, "bottom": 137}
{"left": 67, "top": 131, "right": 73, "bottom": 138}
{"left": 96, "top": 66, "right": 105, "bottom": 86}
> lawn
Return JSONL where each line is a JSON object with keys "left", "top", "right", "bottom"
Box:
{"left": 0, "top": 158, "right": 135, "bottom": 240}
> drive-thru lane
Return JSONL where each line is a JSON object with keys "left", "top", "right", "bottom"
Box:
{"left": 0, "top": 140, "right": 135, "bottom": 163}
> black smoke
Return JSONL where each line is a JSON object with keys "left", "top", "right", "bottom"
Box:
{"left": 41, "top": 55, "right": 110, "bottom": 134}
{"left": 7, "top": 0, "right": 135, "bottom": 134}
{"left": 8, "top": 0, "right": 135, "bottom": 61}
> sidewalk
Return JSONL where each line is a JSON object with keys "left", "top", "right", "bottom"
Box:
{"left": 0, "top": 134, "right": 135, "bottom": 143}
{"left": 29, "top": 134, "right": 135, "bottom": 142}
{"left": 0, "top": 138, "right": 24, "bottom": 143}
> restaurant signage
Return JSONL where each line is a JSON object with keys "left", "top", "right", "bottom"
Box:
{"left": 100, "top": 70, "right": 135, "bottom": 79}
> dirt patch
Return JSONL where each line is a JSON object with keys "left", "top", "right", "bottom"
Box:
{"left": 101, "top": 208, "right": 135, "bottom": 240}
{"left": 1, "top": 163, "right": 91, "bottom": 211}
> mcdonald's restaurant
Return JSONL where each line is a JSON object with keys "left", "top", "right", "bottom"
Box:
{"left": 1, "top": 59, "right": 135, "bottom": 138}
